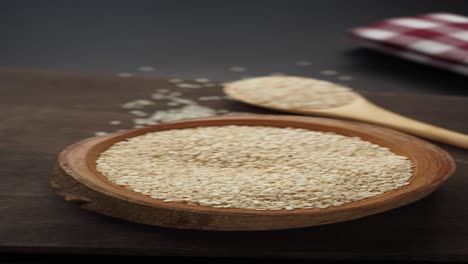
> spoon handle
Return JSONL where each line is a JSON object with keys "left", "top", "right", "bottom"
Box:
{"left": 332, "top": 99, "right": 468, "bottom": 149}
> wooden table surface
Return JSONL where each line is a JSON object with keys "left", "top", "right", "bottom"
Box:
{"left": 1, "top": 69, "right": 468, "bottom": 262}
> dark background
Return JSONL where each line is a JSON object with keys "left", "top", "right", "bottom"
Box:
{"left": 1, "top": 1, "right": 468, "bottom": 263}
{"left": 1, "top": 0, "right": 467, "bottom": 95}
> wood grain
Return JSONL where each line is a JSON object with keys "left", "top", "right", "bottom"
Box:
{"left": 52, "top": 115, "right": 455, "bottom": 230}
{"left": 1, "top": 69, "right": 468, "bottom": 261}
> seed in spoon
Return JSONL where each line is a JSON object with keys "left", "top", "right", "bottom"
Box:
{"left": 224, "top": 76, "right": 357, "bottom": 109}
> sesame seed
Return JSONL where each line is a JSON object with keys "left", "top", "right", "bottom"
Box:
{"left": 136, "top": 105, "right": 218, "bottom": 124}
{"left": 138, "top": 66, "right": 155, "bottom": 72}
{"left": 116, "top": 72, "right": 133, "bottom": 78}
{"left": 198, "top": 96, "right": 222, "bottom": 101}
{"left": 225, "top": 76, "right": 356, "bottom": 109}
{"left": 195, "top": 78, "right": 210, "bottom": 83}
{"left": 177, "top": 83, "right": 202, "bottom": 89}
{"left": 169, "top": 78, "right": 183, "bottom": 83}
{"left": 109, "top": 120, "right": 122, "bottom": 125}
{"left": 96, "top": 126, "right": 413, "bottom": 211}
{"left": 295, "top": 61, "right": 312, "bottom": 67}
{"left": 320, "top": 70, "right": 338, "bottom": 75}
{"left": 129, "top": 110, "right": 148, "bottom": 117}
{"left": 122, "top": 100, "right": 154, "bottom": 109}
{"left": 94, "top": 131, "right": 108, "bottom": 136}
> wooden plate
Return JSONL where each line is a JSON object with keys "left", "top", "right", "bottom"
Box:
{"left": 51, "top": 114, "right": 456, "bottom": 231}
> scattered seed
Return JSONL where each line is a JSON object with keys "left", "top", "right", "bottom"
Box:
{"left": 138, "top": 66, "right": 155, "bottom": 72}
{"left": 170, "top": 98, "right": 197, "bottom": 105}
{"left": 129, "top": 110, "right": 148, "bottom": 117}
{"left": 296, "top": 61, "right": 312, "bottom": 67}
{"left": 109, "top": 120, "right": 122, "bottom": 125}
{"left": 132, "top": 105, "right": 219, "bottom": 125}
{"left": 320, "top": 70, "right": 338, "bottom": 75}
{"left": 167, "top": 102, "right": 179, "bottom": 106}
{"left": 177, "top": 83, "right": 202, "bottom": 89}
{"left": 122, "top": 99, "right": 154, "bottom": 109}
{"left": 94, "top": 131, "right": 108, "bottom": 136}
{"left": 116, "top": 72, "right": 133, "bottom": 78}
{"left": 198, "top": 96, "right": 222, "bottom": 101}
{"left": 195, "top": 78, "right": 210, "bottom": 83}
{"left": 169, "top": 78, "right": 183, "bottom": 83}
{"left": 133, "top": 118, "right": 148, "bottom": 125}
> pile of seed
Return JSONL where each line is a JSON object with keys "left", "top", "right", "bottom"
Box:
{"left": 96, "top": 126, "right": 413, "bottom": 210}
{"left": 225, "top": 76, "right": 357, "bottom": 109}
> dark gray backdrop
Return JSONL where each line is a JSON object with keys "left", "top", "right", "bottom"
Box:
{"left": 1, "top": 0, "right": 467, "bottom": 95}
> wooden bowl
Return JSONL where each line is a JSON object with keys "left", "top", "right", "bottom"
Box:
{"left": 51, "top": 114, "right": 456, "bottom": 231}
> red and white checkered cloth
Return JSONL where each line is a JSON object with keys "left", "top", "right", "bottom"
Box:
{"left": 350, "top": 13, "right": 468, "bottom": 75}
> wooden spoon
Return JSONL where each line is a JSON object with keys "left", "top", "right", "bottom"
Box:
{"left": 52, "top": 115, "right": 455, "bottom": 230}
{"left": 223, "top": 76, "right": 468, "bottom": 149}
